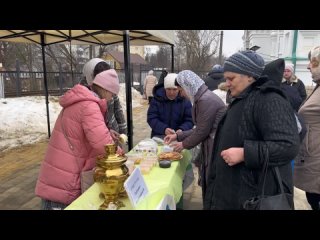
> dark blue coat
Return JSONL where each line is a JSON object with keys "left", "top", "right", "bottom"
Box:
{"left": 147, "top": 86, "right": 193, "bottom": 138}
{"left": 280, "top": 84, "right": 303, "bottom": 112}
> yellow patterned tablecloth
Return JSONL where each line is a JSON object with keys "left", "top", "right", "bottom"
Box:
{"left": 65, "top": 149, "right": 191, "bottom": 210}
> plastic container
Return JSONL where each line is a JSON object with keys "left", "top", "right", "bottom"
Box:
{"left": 162, "top": 145, "right": 174, "bottom": 153}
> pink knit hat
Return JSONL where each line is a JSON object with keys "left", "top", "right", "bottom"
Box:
{"left": 92, "top": 69, "right": 120, "bottom": 95}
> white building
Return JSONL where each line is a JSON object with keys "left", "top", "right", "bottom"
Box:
{"left": 243, "top": 30, "right": 320, "bottom": 86}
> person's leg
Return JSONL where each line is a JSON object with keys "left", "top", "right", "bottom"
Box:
{"left": 201, "top": 165, "right": 206, "bottom": 203}
{"left": 176, "top": 194, "right": 183, "bottom": 210}
{"left": 305, "top": 192, "right": 320, "bottom": 210}
{"left": 41, "top": 199, "right": 68, "bottom": 210}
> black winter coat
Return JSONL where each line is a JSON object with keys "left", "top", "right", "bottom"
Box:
{"left": 204, "top": 75, "right": 300, "bottom": 210}
{"left": 281, "top": 78, "right": 307, "bottom": 102}
{"left": 204, "top": 72, "right": 224, "bottom": 91}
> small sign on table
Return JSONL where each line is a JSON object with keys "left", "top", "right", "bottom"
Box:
{"left": 124, "top": 167, "right": 149, "bottom": 208}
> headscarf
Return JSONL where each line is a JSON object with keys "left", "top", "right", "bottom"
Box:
{"left": 176, "top": 70, "right": 205, "bottom": 103}
{"left": 82, "top": 58, "right": 106, "bottom": 85}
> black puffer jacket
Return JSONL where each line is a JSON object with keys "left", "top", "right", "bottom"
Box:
{"left": 204, "top": 61, "right": 300, "bottom": 210}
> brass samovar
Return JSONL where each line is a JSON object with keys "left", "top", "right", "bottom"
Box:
{"left": 94, "top": 143, "right": 128, "bottom": 210}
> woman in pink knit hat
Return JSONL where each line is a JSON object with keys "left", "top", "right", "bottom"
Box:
{"left": 282, "top": 63, "right": 307, "bottom": 103}
{"left": 80, "top": 59, "right": 127, "bottom": 138}
{"left": 35, "top": 69, "right": 122, "bottom": 210}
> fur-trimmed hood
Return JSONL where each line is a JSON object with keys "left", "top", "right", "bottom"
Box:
{"left": 282, "top": 74, "right": 298, "bottom": 84}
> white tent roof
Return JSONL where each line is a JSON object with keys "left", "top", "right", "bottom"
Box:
{"left": 0, "top": 30, "right": 175, "bottom": 46}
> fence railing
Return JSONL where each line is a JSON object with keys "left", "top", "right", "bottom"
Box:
{"left": 1, "top": 71, "right": 83, "bottom": 97}
{"left": 0, "top": 69, "right": 210, "bottom": 98}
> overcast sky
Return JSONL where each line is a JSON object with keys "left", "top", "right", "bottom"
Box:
{"left": 222, "top": 30, "right": 244, "bottom": 57}
{"left": 146, "top": 30, "right": 244, "bottom": 57}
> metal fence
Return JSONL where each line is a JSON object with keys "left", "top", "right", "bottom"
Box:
{"left": 0, "top": 69, "right": 148, "bottom": 98}
{"left": 1, "top": 71, "right": 83, "bottom": 97}
{"left": 0, "top": 69, "right": 210, "bottom": 98}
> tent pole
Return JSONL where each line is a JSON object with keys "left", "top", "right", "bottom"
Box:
{"left": 171, "top": 45, "right": 174, "bottom": 72}
{"left": 69, "top": 31, "right": 74, "bottom": 84}
{"left": 123, "top": 30, "right": 133, "bottom": 150}
{"left": 41, "top": 33, "right": 51, "bottom": 138}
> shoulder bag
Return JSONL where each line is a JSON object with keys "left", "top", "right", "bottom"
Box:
{"left": 243, "top": 148, "right": 293, "bottom": 210}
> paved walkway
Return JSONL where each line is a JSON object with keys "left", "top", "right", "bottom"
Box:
{"left": 0, "top": 98, "right": 311, "bottom": 210}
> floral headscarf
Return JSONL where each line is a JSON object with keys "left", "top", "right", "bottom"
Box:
{"left": 176, "top": 70, "right": 205, "bottom": 103}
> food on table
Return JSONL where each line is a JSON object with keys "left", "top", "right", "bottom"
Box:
{"left": 158, "top": 152, "right": 183, "bottom": 161}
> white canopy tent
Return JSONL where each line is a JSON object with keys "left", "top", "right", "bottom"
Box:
{"left": 0, "top": 30, "right": 175, "bottom": 46}
{"left": 0, "top": 30, "right": 176, "bottom": 149}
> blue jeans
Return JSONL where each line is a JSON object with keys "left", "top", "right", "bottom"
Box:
{"left": 41, "top": 199, "right": 67, "bottom": 210}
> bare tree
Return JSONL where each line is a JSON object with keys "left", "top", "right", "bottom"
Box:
{"left": 0, "top": 41, "right": 94, "bottom": 74}
{"left": 96, "top": 44, "right": 118, "bottom": 58}
{"left": 97, "top": 45, "right": 107, "bottom": 58}
{"left": 175, "top": 30, "right": 220, "bottom": 71}
{"left": 156, "top": 46, "right": 171, "bottom": 69}
{"left": 145, "top": 53, "right": 157, "bottom": 68}
{"left": 145, "top": 46, "right": 171, "bottom": 69}
{"left": 0, "top": 42, "right": 39, "bottom": 72}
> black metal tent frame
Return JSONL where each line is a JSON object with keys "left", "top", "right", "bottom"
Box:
{"left": 0, "top": 30, "right": 175, "bottom": 150}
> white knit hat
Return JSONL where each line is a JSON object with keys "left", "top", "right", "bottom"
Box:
{"left": 285, "top": 63, "right": 294, "bottom": 73}
{"left": 164, "top": 73, "right": 178, "bottom": 89}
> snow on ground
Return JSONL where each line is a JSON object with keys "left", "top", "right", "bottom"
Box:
{"left": 0, "top": 84, "right": 143, "bottom": 152}
{"left": 119, "top": 83, "right": 142, "bottom": 111}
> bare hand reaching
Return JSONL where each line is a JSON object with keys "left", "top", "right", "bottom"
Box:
{"left": 165, "top": 128, "right": 176, "bottom": 136}
{"left": 170, "top": 142, "right": 184, "bottom": 152}
{"left": 164, "top": 133, "right": 177, "bottom": 144}
{"left": 221, "top": 147, "right": 244, "bottom": 166}
{"left": 110, "top": 129, "right": 120, "bottom": 142}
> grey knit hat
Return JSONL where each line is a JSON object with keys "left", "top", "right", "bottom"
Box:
{"left": 212, "top": 64, "right": 224, "bottom": 73}
{"left": 224, "top": 50, "right": 265, "bottom": 79}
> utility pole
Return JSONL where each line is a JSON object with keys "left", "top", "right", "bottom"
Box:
{"left": 219, "top": 31, "right": 224, "bottom": 64}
